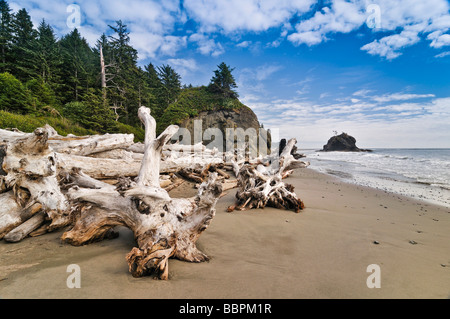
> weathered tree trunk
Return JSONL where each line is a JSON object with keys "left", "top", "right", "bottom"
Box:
{"left": 0, "top": 127, "right": 70, "bottom": 240}
{"left": 228, "top": 138, "right": 308, "bottom": 213}
{"left": 100, "top": 44, "right": 107, "bottom": 108}
{"left": 61, "top": 107, "right": 223, "bottom": 279}
{"left": 48, "top": 133, "right": 135, "bottom": 156}
{"left": 4, "top": 211, "right": 46, "bottom": 243}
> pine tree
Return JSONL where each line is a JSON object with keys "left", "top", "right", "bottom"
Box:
{"left": 35, "top": 20, "right": 62, "bottom": 84}
{"left": 0, "top": 0, "right": 13, "bottom": 72}
{"left": 104, "top": 20, "right": 140, "bottom": 124}
{"left": 143, "top": 62, "right": 164, "bottom": 117}
{"left": 209, "top": 62, "right": 238, "bottom": 99}
{"left": 59, "top": 28, "right": 96, "bottom": 104}
{"left": 157, "top": 64, "right": 181, "bottom": 109}
{"left": 10, "top": 8, "right": 38, "bottom": 81}
{"left": 144, "top": 62, "right": 161, "bottom": 89}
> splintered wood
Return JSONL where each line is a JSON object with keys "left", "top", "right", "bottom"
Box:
{"left": 0, "top": 106, "right": 309, "bottom": 279}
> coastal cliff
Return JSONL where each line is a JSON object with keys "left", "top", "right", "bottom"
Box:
{"left": 158, "top": 86, "right": 271, "bottom": 154}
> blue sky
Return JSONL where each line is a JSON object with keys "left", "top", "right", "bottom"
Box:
{"left": 9, "top": 0, "right": 450, "bottom": 148}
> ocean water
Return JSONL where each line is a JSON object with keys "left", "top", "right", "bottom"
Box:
{"left": 301, "top": 148, "right": 450, "bottom": 208}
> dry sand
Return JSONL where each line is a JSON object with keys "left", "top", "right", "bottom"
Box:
{"left": 0, "top": 168, "right": 449, "bottom": 299}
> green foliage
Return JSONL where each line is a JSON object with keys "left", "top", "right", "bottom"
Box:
{"left": 0, "top": 0, "right": 13, "bottom": 72}
{"left": 208, "top": 62, "right": 238, "bottom": 99}
{"left": 62, "top": 89, "right": 116, "bottom": 133}
{"left": 115, "top": 122, "right": 145, "bottom": 142}
{"left": 0, "top": 72, "right": 32, "bottom": 113}
{"left": 59, "top": 28, "right": 97, "bottom": 104}
{"left": 157, "top": 86, "right": 244, "bottom": 134}
{"left": 0, "top": 109, "right": 96, "bottom": 136}
{"left": 157, "top": 64, "right": 181, "bottom": 109}
{"left": 10, "top": 8, "right": 37, "bottom": 81}
{"left": 25, "top": 78, "right": 57, "bottom": 110}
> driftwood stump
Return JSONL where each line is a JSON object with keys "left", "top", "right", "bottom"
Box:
{"left": 0, "top": 107, "right": 223, "bottom": 279}
{"left": 228, "top": 138, "right": 308, "bottom": 213}
{"left": 61, "top": 107, "right": 222, "bottom": 279}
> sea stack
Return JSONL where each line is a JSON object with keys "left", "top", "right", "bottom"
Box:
{"left": 322, "top": 133, "right": 372, "bottom": 152}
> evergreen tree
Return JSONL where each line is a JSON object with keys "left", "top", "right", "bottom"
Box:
{"left": 105, "top": 20, "right": 140, "bottom": 124}
{"left": 144, "top": 62, "right": 161, "bottom": 89}
{"left": 157, "top": 64, "right": 181, "bottom": 109}
{"left": 0, "top": 0, "right": 13, "bottom": 72}
{"left": 25, "top": 78, "right": 57, "bottom": 109}
{"left": 10, "top": 8, "right": 38, "bottom": 81}
{"left": 143, "top": 62, "right": 164, "bottom": 117}
{"left": 59, "top": 28, "right": 96, "bottom": 104}
{"left": 34, "top": 20, "right": 62, "bottom": 86}
{"left": 209, "top": 62, "right": 238, "bottom": 99}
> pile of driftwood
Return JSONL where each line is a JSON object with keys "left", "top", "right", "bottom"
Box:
{"left": 0, "top": 106, "right": 309, "bottom": 279}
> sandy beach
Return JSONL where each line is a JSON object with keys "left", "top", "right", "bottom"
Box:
{"left": 0, "top": 167, "right": 449, "bottom": 299}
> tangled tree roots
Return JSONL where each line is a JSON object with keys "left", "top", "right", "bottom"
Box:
{"left": 228, "top": 138, "right": 308, "bottom": 213}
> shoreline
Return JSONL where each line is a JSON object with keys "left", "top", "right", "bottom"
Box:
{"left": 307, "top": 164, "right": 450, "bottom": 209}
{"left": 0, "top": 167, "right": 449, "bottom": 299}
{"left": 302, "top": 148, "right": 450, "bottom": 209}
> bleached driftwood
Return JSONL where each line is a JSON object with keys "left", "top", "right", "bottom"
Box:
{"left": 60, "top": 107, "right": 223, "bottom": 279}
{"left": 227, "top": 138, "right": 309, "bottom": 213}
{"left": 4, "top": 211, "right": 46, "bottom": 243}
{"left": 0, "top": 127, "right": 134, "bottom": 156}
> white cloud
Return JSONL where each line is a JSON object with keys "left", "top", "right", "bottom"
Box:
{"left": 288, "top": 31, "right": 324, "bottom": 46}
{"left": 428, "top": 31, "right": 450, "bottom": 48}
{"left": 361, "top": 30, "right": 420, "bottom": 60}
{"left": 183, "top": 0, "right": 315, "bottom": 33}
{"left": 435, "top": 51, "right": 450, "bottom": 58}
{"left": 255, "top": 65, "right": 282, "bottom": 81}
{"left": 166, "top": 58, "right": 198, "bottom": 78}
{"left": 236, "top": 41, "right": 251, "bottom": 48}
{"left": 189, "top": 33, "right": 225, "bottom": 57}
{"left": 287, "top": 0, "right": 450, "bottom": 59}
{"left": 371, "top": 93, "right": 435, "bottom": 103}
{"left": 288, "top": 1, "right": 366, "bottom": 46}
{"left": 159, "top": 35, "right": 187, "bottom": 56}
{"left": 353, "top": 89, "right": 373, "bottom": 97}
{"left": 248, "top": 88, "right": 450, "bottom": 148}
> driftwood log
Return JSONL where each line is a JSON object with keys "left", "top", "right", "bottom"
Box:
{"left": 227, "top": 138, "right": 309, "bottom": 213}
{"left": 61, "top": 107, "right": 222, "bottom": 279}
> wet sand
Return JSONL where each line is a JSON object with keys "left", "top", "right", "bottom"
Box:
{"left": 1, "top": 168, "right": 449, "bottom": 299}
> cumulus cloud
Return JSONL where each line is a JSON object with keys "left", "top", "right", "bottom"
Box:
{"left": 361, "top": 30, "right": 421, "bottom": 60}
{"left": 287, "top": 0, "right": 450, "bottom": 59}
{"left": 183, "top": 0, "right": 314, "bottom": 33}
{"left": 288, "top": 1, "right": 366, "bottom": 46}
{"left": 188, "top": 33, "right": 225, "bottom": 57}
{"left": 166, "top": 58, "right": 198, "bottom": 78}
{"left": 428, "top": 31, "right": 450, "bottom": 49}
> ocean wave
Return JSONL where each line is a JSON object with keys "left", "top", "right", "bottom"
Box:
{"left": 304, "top": 149, "right": 450, "bottom": 206}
